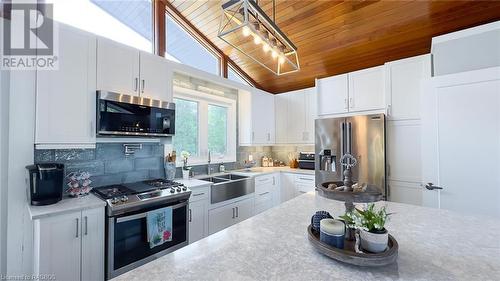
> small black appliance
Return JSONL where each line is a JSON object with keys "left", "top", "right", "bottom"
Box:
{"left": 26, "top": 163, "right": 64, "bottom": 206}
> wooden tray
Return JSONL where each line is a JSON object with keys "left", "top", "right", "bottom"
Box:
{"left": 307, "top": 225, "right": 398, "bottom": 267}
{"left": 316, "top": 182, "right": 383, "bottom": 203}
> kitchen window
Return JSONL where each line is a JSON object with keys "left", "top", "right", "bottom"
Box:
{"left": 48, "top": 0, "right": 153, "bottom": 52}
{"left": 165, "top": 14, "right": 220, "bottom": 75}
{"left": 173, "top": 87, "right": 236, "bottom": 166}
{"left": 227, "top": 65, "right": 253, "bottom": 87}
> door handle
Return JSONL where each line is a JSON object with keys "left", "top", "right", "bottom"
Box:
{"left": 84, "top": 216, "right": 88, "bottom": 236}
{"left": 188, "top": 209, "right": 192, "bottom": 222}
{"left": 252, "top": 132, "right": 255, "bottom": 141}
{"left": 344, "top": 98, "right": 348, "bottom": 109}
{"left": 192, "top": 193, "right": 205, "bottom": 197}
{"left": 232, "top": 207, "right": 235, "bottom": 219}
{"left": 349, "top": 97, "right": 354, "bottom": 108}
{"left": 75, "top": 218, "right": 79, "bottom": 238}
{"left": 425, "top": 183, "right": 443, "bottom": 190}
{"left": 134, "top": 77, "right": 138, "bottom": 92}
{"left": 141, "top": 79, "right": 145, "bottom": 93}
{"left": 236, "top": 206, "right": 239, "bottom": 218}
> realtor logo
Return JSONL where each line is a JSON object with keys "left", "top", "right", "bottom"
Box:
{"left": 1, "top": 3, "right": 58, "bottom": 70}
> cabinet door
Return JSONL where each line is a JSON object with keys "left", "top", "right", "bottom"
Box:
{"left": 271, "top": 173, "right": 281, "bottom": 206}
{"left": 280, "top": 173, "right": 296, "bottom": 202}
{"left": 255, "top": 193, "right": 274, "bottom": 215}
{"left": 388, "top": 180, "right": 422, "bottom": 206}
{"left": 36, "top": 24, "right": 96, "bottom": 146}
{"left": 387, "top": 120, "right": 421, "bottom": 183}
{"left": 139, "top": 52, "right": 171, "bottom": 101}
{"left": 81, "top": 208, "right": 105, "bottom": 281}
{"left": 97, "top": 37, "right": 140, "bottom": 95}
{"left": 208, "top": 203, "right": 236, "bottom": 235}
{"left": 235, "top": 198, "right": 254, "bottom": 222}
{"left": 286, "top": 91, "right": 306, "bottom": 143}
{"left": 251, "top": 89, "right": 275, "bottom": 144}
{"left": 275, "top": 94, "right": 288, "bottom": 144}
{"left": 385, "top": 54, "right": 431, "bottom": 120}
{"left": 348, "top": 65, "right": 385, "bottom": 112}
{"left": 304, "top": 87, "right": 317, "bottom": 143}
{"left": 316, "top": 74, "right": 349, "bottom": 115}
{"left": 189, "top": 199, "right": 208, "bottom": 243}
{"left": 34, "top": 211, "right": 81, "bottom": 281}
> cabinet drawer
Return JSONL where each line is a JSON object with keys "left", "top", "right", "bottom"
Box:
{"left": 255, "top": 174, "right": 275, "bottom": 194}
{"left": 295, "top": 175, "right": 315, "bottom": 185}
{"left": 297, "top": 183, "right": 315, "bottom": 194}
{"left": 189, "top": 185, "right": 209, "bottom": 202}
{"left": 255, "top": 189, "right": 272, "bottom": 205}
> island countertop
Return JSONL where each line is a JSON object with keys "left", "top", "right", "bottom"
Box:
{"left": 113, "top": 192, "right": 500, "bottom": 281}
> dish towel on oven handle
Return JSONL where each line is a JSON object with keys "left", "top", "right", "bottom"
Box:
{"left": 147, "top": 207, "right": 173, "bottom": 248}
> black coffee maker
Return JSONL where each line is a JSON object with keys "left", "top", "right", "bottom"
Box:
{"left": 26, "top": 163, "right": 64, "bottom": 206}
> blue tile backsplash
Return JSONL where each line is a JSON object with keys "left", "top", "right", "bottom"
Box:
{"left": 34, "top": 142, "right": 237, "bottom": 194}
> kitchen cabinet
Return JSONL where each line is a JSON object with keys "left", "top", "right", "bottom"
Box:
{"left": 208, "top": 197, "right": 254, "bottom": 235}
{"left": 188, "top": 185, "right": 209, "bottom": 244}
{"left": 97, "top": 37, "right": 140, "bottom": 96}
{"left": 97, "top": 37, "right": 171, "bottom": 101}
{"left": 387, "top": 120, "right": 422, "bottom": 183}
{"left": 35, "top": 24, "right": 96, "bottom": 149}
{"left": 188, "top": 200, "right": 207, "bottom": 243}
{"left": 280, "top": 173, "right": 297, "bottom": 202}
{"left": 348, "top": 65, "right": 385, "bottom": 112}
{"left": 275, "top": 94, "right": 288, "bottom": 143}
{"left": 274, "top": 87, "right": 317, "bottom": 144}
{"left": 239, "top": 89, "right": 275, "bottom": 145}
{"left": 385, "top": 54, "right": 431, "bottom": 120}
{"left": 254, "top": 173, "right": 279, "bottom": 214}
{"left": 33, "top": 207, "right": 104, "bottom": 281}
{"left": 295, "top": 174, "right": 315, "bottom": 194}
{"left": 316, "top": 74, "right": 349, "bottom": 116}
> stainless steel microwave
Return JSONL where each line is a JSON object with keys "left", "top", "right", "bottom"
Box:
{"left": 96, "top": 91, "right": 175, "bottom": 137}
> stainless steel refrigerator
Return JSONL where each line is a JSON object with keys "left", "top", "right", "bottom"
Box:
{"left": 315, "top": 114, "right": 386, "bottom": 198}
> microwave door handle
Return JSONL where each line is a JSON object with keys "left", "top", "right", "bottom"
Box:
{"left": 32, "top": 172, "right": 37, "bottom": 194}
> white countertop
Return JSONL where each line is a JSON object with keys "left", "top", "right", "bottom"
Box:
{"left": 28, "top": 193, "right": 106, "bottom": 220}
{"left": 176, "top": 178, "right": 212, "bottom": 188}
{"left": 231, "top": 166, "right": 315, "bottom": 176}
{"left": 113, "top": 193, "right": 500, "bottom": 281}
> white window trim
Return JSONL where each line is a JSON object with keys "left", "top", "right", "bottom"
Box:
{"left": 173, "top": 86, "right": 237, "bottom": 167}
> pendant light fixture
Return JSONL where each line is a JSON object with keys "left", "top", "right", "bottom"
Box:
{"left": 218, "top": 0, "right": 300, "bottom": 75}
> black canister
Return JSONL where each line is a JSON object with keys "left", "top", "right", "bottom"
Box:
{"left": 26, "top": 163, "right": 64, "bottom": 206}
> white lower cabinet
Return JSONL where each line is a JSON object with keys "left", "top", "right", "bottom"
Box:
{"left": 188, "top": 185, "right": 209, "bottom": 244}
{"left": 254, "top": 173, "right": 279, "bottom": 214}
{"left": 34, "top": 207, "right": 104, "bottom": 281}
{"left": 280, "top": 173, "right": 297, "bottom": 203}
{"left": 208, "top": 197, "right": 254, "bottom": 235}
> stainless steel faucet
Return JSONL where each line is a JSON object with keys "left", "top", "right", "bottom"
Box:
{"left": 207, "top": 150, "right": 212, "bottom": 175}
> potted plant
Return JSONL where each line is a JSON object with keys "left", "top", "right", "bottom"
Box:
{"left": 353, "top": 203, "right": 391, "bottom": 253}
{"left": 181, "top": 151, "right": 191, "bottom": 180}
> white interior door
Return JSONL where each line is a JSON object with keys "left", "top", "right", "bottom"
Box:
{"left": 421, "top": 68, "right": 500, "bottom": 218}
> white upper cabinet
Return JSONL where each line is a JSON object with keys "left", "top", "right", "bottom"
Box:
{"left": 304, "top": 87, "right": 317, "bottom": 143}
{"left": 97, "top": 37, "right": 140, "bottom": 96}
{"left": 274, "top": 94, "right": 288, "bottom": 143}
{"left": 239, "top": 89, "right": 275, "bottom": 145}
{"left": 97, "top": 37, "right": 171, "bottom": 101}
{"left": 274, "top": 87, "right": 316, "bottom": 144}
{"left": 139, "top": 52, "right": 172, "bottom": 101}
{"left": 35, "top": 24, "right": 96, "bottom": 148}
{"left": 316, "top": 74, "right": 349, "bottom": 115}
{"left": 348, "top": 65, "right": 385, "bottom": 112}
{"left": 385, "top": 54, "right": 431, "bottom": 120}
{"left": 286, "top": 90, "right": 306, "bottom": 143}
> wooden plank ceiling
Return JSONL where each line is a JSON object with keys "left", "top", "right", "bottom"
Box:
{"left": 168, "top": 0, "right": 500, "bottom": 94}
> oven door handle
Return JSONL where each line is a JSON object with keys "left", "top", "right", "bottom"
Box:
{"left": 115, "top": 201, "right": 188, "bottom": 223}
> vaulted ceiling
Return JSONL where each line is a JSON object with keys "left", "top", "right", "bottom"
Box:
{"left": 168, "top": 0, "right": 500, "bottom": 94}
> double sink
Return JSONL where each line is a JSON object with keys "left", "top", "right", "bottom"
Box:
{"left": 199, "top": 173, "right": 255, "bottom": 204}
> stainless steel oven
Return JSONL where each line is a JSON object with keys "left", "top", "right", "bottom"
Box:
{"left": 106, "top": 199, "right": 189, "bottom": 279}
{"left": 97, "top": 91, "right": 175, "bottom": 137}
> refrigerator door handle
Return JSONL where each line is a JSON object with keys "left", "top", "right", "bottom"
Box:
{"left": 347, "top": 122, "right": 352, "bottom": 154}
{"left": 341, "top": 122, "right": 346, "bottom": 156}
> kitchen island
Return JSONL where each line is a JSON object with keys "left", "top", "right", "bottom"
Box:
{"left": 113, "top": 192, "right": 500, "bottom": 281}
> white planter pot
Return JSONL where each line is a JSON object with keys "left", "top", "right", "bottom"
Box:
{"left": 182, "top": 170, "right": 190, "bottom": 180}
{"left": 359, "top": 229, "right": 388, "bottom": 253}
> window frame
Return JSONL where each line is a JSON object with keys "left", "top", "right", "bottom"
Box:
{"left": 227, "top": 63, "right": 255, "bottom": 87}
{"left": 165, "top": 11, "right": 222, "bottom": 76}
{"left": 173, "top": 86, "right": 237, "bottom": 167}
